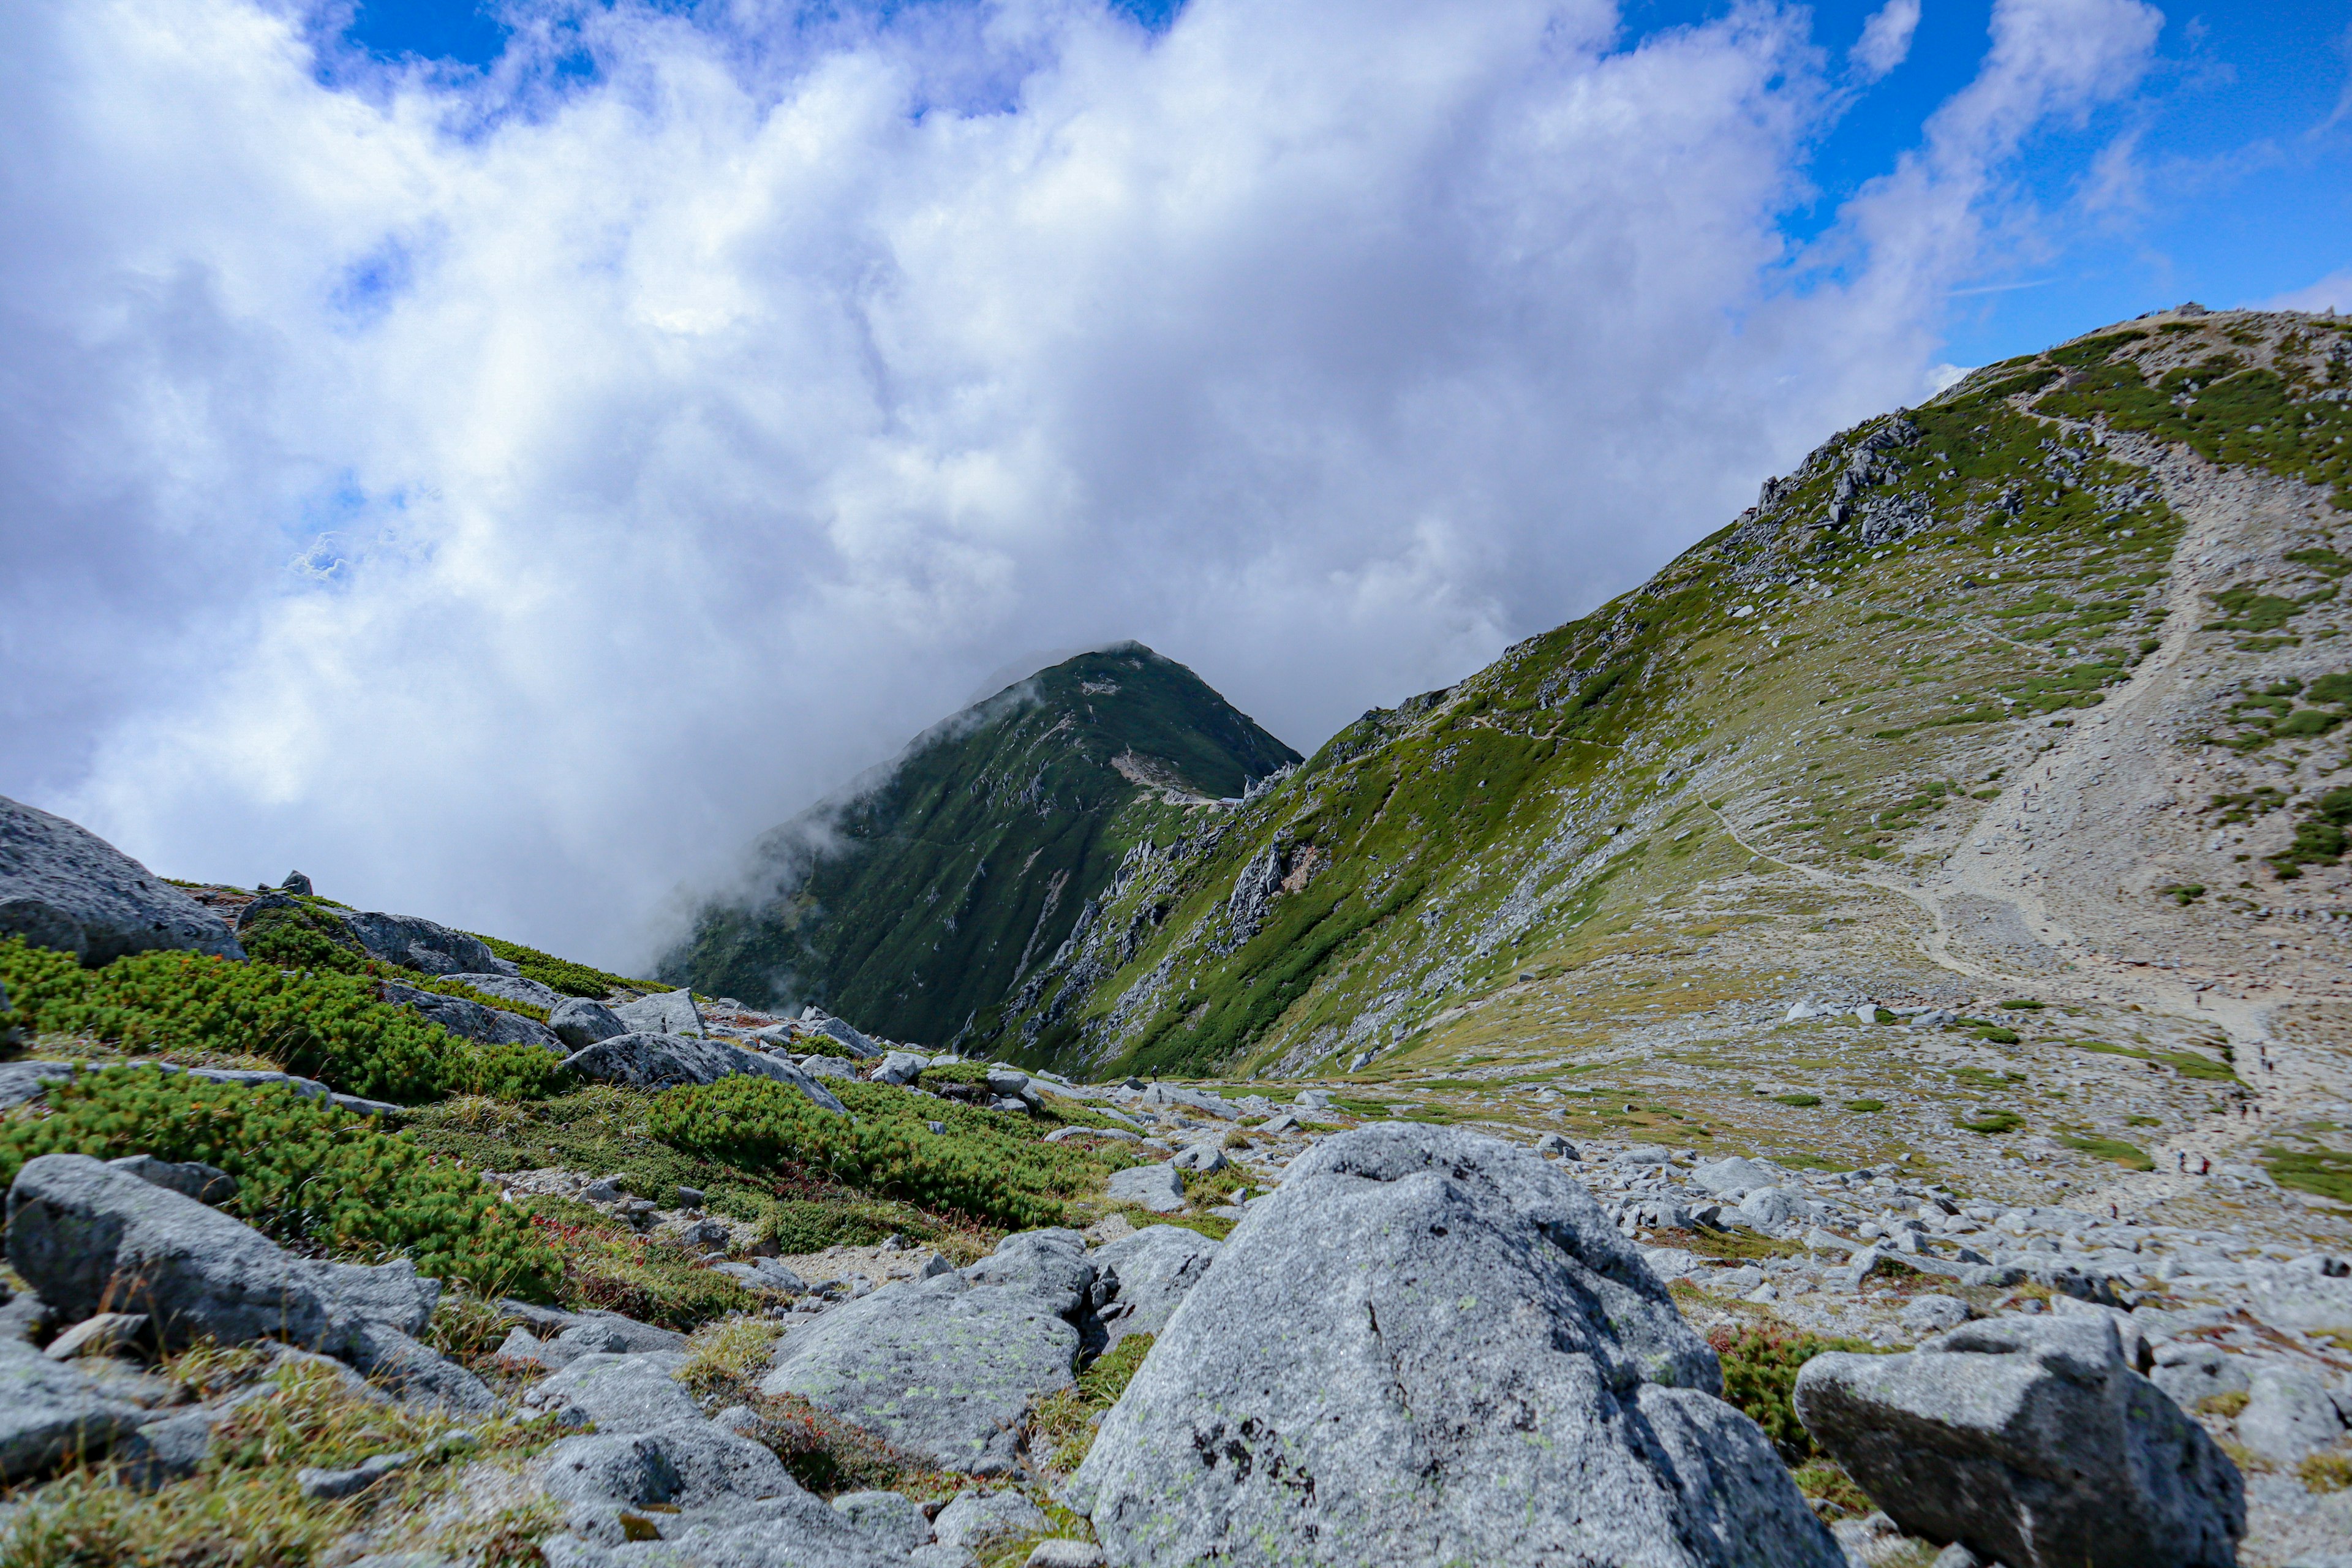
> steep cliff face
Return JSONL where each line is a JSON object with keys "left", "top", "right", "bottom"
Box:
{"left": 663, "top": 644, "right": 1298, "bottom": 1044}
{"left": 1006, "top": 308, "right": 2352, "bottom": 1085}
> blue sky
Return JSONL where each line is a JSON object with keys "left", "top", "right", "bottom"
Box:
{"left": 343, "top": 0, "right": 2352, "bottom": 370}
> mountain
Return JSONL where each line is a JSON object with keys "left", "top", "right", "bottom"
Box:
{"left": 663, "top": 643, "right": 1300, "bottom": 1043}
{"left": 1006, "top": 306, "right": 2352, "bottom": 1131}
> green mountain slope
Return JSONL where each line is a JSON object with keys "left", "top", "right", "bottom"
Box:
{"left": 1005, "top": 306, "right": 2352, "bottom": 1082}
{"left": 664, "top": 644, "right": 1300, "bottom": 1043}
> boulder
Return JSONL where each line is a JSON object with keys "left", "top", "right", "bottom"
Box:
{"left": 1534, "top": 1132, "right": 1577, "bottom": 1158}
{"left": 281, "top": 872, "right": 315, "bottom": 895}
{"left": 529, "top": 1352, "right": 701, "bottom": 1430}
{"left": 0, "top": 796, "right": 244, "bottom": 965}
{"left": 1138, "top": 1084, "right": 1240, "bottom": 1120}
{"left": 7, "top": 1154, "right": 437, "bottom": 1355}
{"left": 1090, "top": 1226, "right": 1220, "bottom": 1346}
{"left": 1738, "top": 1186, "right": 1806, "bottom": 1231}
{"left": 547, "top": 997, "right": 628, "bottom": 1050}
{"left": 1793, "top": 1314, "right": 2242, "bottom": 1568}
{"left": 1069, "top": 1124, "right": 1838, "bottom": 1568}
{"left": 760, "top": 1230, "right": 1092, "bottom": 1475}
{"left": 986, "top": 1066, "right": 1032, "bottom": 1098}
{"left": 935, "top": 1488, "right": 1049, "bottom": 1553}
{"left": 711, "top": 1258, "right": 813, "bottom": 1297}
{"left": 834, "top": 1489, "right": 934, "bottom": 1550}
{"left": 1104, "top": 1164, "right": 1185, "bottom": 1214}
{"left": 380, "top": 981, "right": 563, "bottom": 1053}
{"left": 104, "top": 1155, "right": 236, "bottom": 1207}
{"left": 0, "top": 1335, "right": 156, "bottom": 1480}
{"left": 1169, "top": 1142, "right": 1226, "bottom": 1174}
{"left": 441, "top": 971, "right": 564, "bottom": 1011}
{"left": 2150, "top": 1341, "right": 2250, "bottom": 1409}
{"left": 2238, "top": 1363, "right": 2346, "bottom": 1464}
{"left": 347, "top": 1322, "right": 497, "bottom": 1414}
{"left": 615, "top": 987, "right": 705, "bottom": 1038}
{"left": 799, "top": 1054, "right": 858, "bottom": 1080}
{"left": 337, "top": 910, "right": 512, "bottom": 977}
{"left": 873, "top": 1051, "right": 926, "bottom": 1087}
{"left": 1693, "top": 1155, "right": 1782, "bottom": 1196}
{"left": 806, "top": 1010, "right": 883, "bottom": 1060}
{"left": 561, "top": 1032, "right": 846, "bottom": 1112}
{"left": 0, "top": 1061, "right": 77, "bottom": 1110}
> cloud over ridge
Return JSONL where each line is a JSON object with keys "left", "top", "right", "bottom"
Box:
{"left": 0, "top": 0, "right": 2166, "bottom": 967}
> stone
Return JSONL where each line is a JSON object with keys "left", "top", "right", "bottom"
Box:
{"left": 1534, "top": 1133, "right": 1577, "bottom": 1158}
{"left": 2238, "top": 1363, "right": 2346, "bottom": 1464}
{"left": 1090, "top": 1226, "right": 1219, "bottom": 1347}
{"left": 1104, "top": 1164, "right": 1185, "bottom": 1214}
{"left": 7, "top": 1155, "right": 436, "bottom": 1355}
{"left": 934, "top": 1488, "right": 1049, "bottom": 1553}
{"left": 1294, "top": 1090, "right": 1334, "bottom": 1110}
{"left": 1169, "top": 1142, "right": 1226, "bottom": 1174}
{"left": 42, "top": 1312, "right": 149, "bottom": 1361}
{"left": 1258, "top": 1113, "right": 1299, "bottom": 1135}
{"left": 800, "top": 1054, "right": 858, "bottom": 1080}
{"left": 1027, "top": 1544, "right": 1107, "bottom": 1568}
{"left": 338, "top": 910, "right": 512, "bottom": 977}
{"left": 0, "top": 1061, "right": 80, "bottom": 1110}
{"left": 0, "top": 1335, "right": 154, "bottom": 1480}
{"left": 834, "top": 1488, "right": 933, "bottom": 1549}
{"left": 0, "top": 796, "right": 244, "bottom": 965}
{"left": 299, "top": 1450, "right": 415, "bottom": 1500}
{"left": 528, "top": 1352, "right": 701, "bottom": 1431}
{"left": 1793, "top": 1314, "right": 2243, "bottom": 1568}
{"left": 1898, "top": 1295, "right": 1970, "bottom": 1336}
{"left": 616, "top": 988, "right": 706, "bottom": 1038}
{"left": 986, "top": 1066, "right": 1032, "bottom": 1098}
{"left": 548, "top": 997, "right": 629, "bottom": 1050}
{"left": 712, "top": 1259, "right": 814, "bottom": 1296}
{"left": 442, "top": 971, "right": 565, "bottom": 1011}
{"left": 1737, "top": 1186, "right": 1806, "bottom": 1231}
{"left": 812, "top": 1014, "right": 883, "bottom": 1060}
{"left": 380, "top": 981, "right": 564, "bottom": 1053}
{"left": 1694, "top": 1156, "right": 1782, "bottom": 1196}
{"left": 561, "top": 1033, "right": 846, "bottom": 1112}
{"left": 2150, "top": 1341, "right": 2251, "bottom": 1409}
{"left": 1138, "top": 1084, "right": 1240, "bottom": 1120}
{"left": 105, "top": 1155, "right": 236, "bottom": 1206}
{"left": 113, "top": 1403, "right": 226, "bottom": 1488}
{"left": 1069, "top": 1124, "right": 1839, "bottom": 1568}
{"left": 873, "top": 1051, "right": 926, "bottom": 1087}
{"left": 281, "top": 872, "right": 315, "bottom": 895}
{"left": 348, "top": 1322, "right": 499, "bottom": 1413}
{"left": 761, "top": 1231, "right": 1090, "bottom": 1474}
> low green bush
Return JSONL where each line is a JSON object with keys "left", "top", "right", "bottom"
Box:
{"left": 464, "top": 933, "right": 664, "bottom": 1000}
{"left": 519, "top": 1197, "right": 755, "bottom": 1330}
{"left": 645, "top": 1077, "right": 1101, "bottom": 1231}
{"left": 0, "top": 939, "right": 565, "bottom": 1105}
{"left": 1706, "top": 1322, "right": 1882, "bottom": 1461}
{"left": 0, "top": 1066, "right": 560, "bottom": 1300}
{"left": 760, "top": 1197, "right": 925, "bottom": 1254}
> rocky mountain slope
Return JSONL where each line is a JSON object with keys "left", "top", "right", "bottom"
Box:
{"left": 665, "top": 645, "right": 1298, "bottom": 1046}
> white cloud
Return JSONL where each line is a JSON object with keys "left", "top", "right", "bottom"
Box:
{"left": 0, "top": 0, "right": 2165, "bottom": 968}
{"left": 2261, "top": 268, "right": 2352, "bottom": 314}
{"left": 1852, "top": 0, "right": 1921, "bottom": 83}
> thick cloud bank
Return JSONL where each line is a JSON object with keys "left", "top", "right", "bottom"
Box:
{"left": 0, "top": 0, "right": 2163, "bottom": 967}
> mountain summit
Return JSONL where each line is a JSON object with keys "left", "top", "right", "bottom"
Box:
{"left": 664, "top": 643, "right": 1299, "bottom": 1042}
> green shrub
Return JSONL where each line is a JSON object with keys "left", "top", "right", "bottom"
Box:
{"left": 1706, "top": 1322, "right": 1881, "bottom": 1461}
{"left": 760, "top": 1197, "right": 921, "bottom": 1254}
{"left": 2059, "top": 1134, "right": 2154, "bottom": 1170}
{"left": 519, "top": 1197, "right": 756, "bottom": 1329}
{"left": 0, "top": 1066, "right": 559, "bottom": 1300}
{"left": 0, "top": 940, "right": 565, "bottom": 1105}
{"left": 1958, "top": 1110, "right": 2024, "bottom": 1134}
{"left": 644, "top": 1077, "right": 1101, "bottom": 1231}
{"left": 464, "top": 933, "right": 664, "bottom": 1000}
{"left": 239, "top": 900, "right": 371, "bottom": 973}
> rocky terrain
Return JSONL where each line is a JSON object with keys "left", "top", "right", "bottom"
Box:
{"left": 1, "top": 306, "right": 2350, "bottom": 1566}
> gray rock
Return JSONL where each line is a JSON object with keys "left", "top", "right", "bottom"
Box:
{"left": 113, "top": 1403, "right": 225, "bottom": 1488}
{"left": 527, "top": 1352, "right": 700, "bottom": 1431}
{"left": 338, "top": 910, "right": 511, "bottom": 977}
{"left": 1137, "top": 1084, "right": 1240, "bottom": 1120}
{"left": 712, "top": 1259, "right": 813, "bottom": 1296}
{"left": 42, "top": 1311, "right": 149, "bottom": 1361}
{"left": 299, "top": 1450, "right": 415, "bottom": 1500}
{"left": 1534, "top": 1133, "right": 1577, "bottom": 1158}
{"left": 1169, "top": 1142, "right": 1226, "bottom": 1174}
{"left": 811, "top": 1012, "right": 883, "bottom": 1060}
{"left": 1069, "top": 1124, "right": 1838, "bottom": 1568}
{"left": 1294, "top": 1090, "right": 1334, "bottom": 1110}
{"left": 935, "top": 1488, "right": 1048, "bottom": 1552}
{"left": 800, "top": 1055, "right": 858, "bottom": 1080}
{"left": 0, "top": 1061, "right": 80, "bottom": 1110}
{"left": 348, "top": 1322, "right": 498, "bottom": 1413}
{"left": 380, "top": 981, "right": 564, "bottom": 1053}
{"left": 561, "top": 1033, "right": 846, "bottom": 1112}
{"left": 2150, "top": 1341, "right": 2250, "bottom": 1409}
{"left": 1027, "top": 1544, "right": 1105, "bottom": 1568}
{"left": 0, "top": 1336, "right": 153, "bottom": 1480}
{"left": 1793, "top": 1314, "right": 2243, "bottom": 1568}
{"left": 1257, "top": 1114, "right": 1298, "bottom": 1136}
{"left": 834, "top": 1489, "right": 934, "bottom": 1549}
{"left": 7, "top": 1155, "right": 436, "bottom": 1354}
{"left": 0, "top": 797, "right": 244, "bottom": 965}
{"left": 441, "top": 971, "right": 564, "bottom": 1011}
{"left": 104, "top": 1155, "right": 236, "bottom": 1206}
{"left": 761, "top": 1231, "right": 1091, "bottom": 1475}
{"left": 986, "top": 1066, "right": 1031, "bottom": 1098}
{"left": 1694, "top": 1156, "right": 1782, "bottom": 1196}
{"left": 153, "top": 1063, "right": 402, "bottom": 1118}
{"left": 548, "top": 997, "right": 629, "bottom": 1050}
{"left": 1091, "top": 1226, "right": 1219, "bottom": 1347}
{"left": 2239, "top": 1363, "right": 2346, "bottom": 1464}
{"left": 1105, "top": 1164, "right": 1185, "bottom": 1214}
{"left": 281, "top": 872, "right": 314, "bottom": 895}
{"left": 873, "top": 1051, "right": 925, "bottom": 1087}
{"left": 1738, "top": 1186, "right": 1806, "bottom": 1231}
{"left": 1898, "top": 1295, "right": 1971, "bottom": 1336}
{"left": 615, "top": 988, "right": 705, "bottom": 1038}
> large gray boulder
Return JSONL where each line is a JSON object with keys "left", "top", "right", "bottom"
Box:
{"left": 380, "top": 981, "right": 563, "bottom": 1053}
{"left": 337, "top": 910, "right": 513, "bottom": 978}
{"left": 560, "top": 1033, "right": 846, "bottom": 1113}
{"left": 0, "top": 796, "right": 243, "bottom": 965}
{"left": 1104, "top": 1164, "right": 1185, "bottom": 1214}
{"left": 615, "top": 988, "right": 706, "bottom": 1038}
{"left": 1090, "top": 1226, "right": 1219, "bottom": 1347}
{"left": 0, "top": 1335, "right": 157, "bottom": 1480}
{"left": 1069, "top": 1124, "right": 1838, "bottom": 1568}
{"left": 802, "top": 1008, "right": 882, "bottom": 1060}
{"left": 873, "top": 1050, "right": 926, "bottom": 1087}
{"left": 7, "top": 1154, "right": 437, "bottom": 1355}
{"left": 1793, "top": 1314, "right": 2242, "bottom": 1568}
{"left": 760, "top": 1229, "right": 1093, "bottom": 1475}
{"left": 548, "top": 997, "right": 628, "bottom": 1050}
